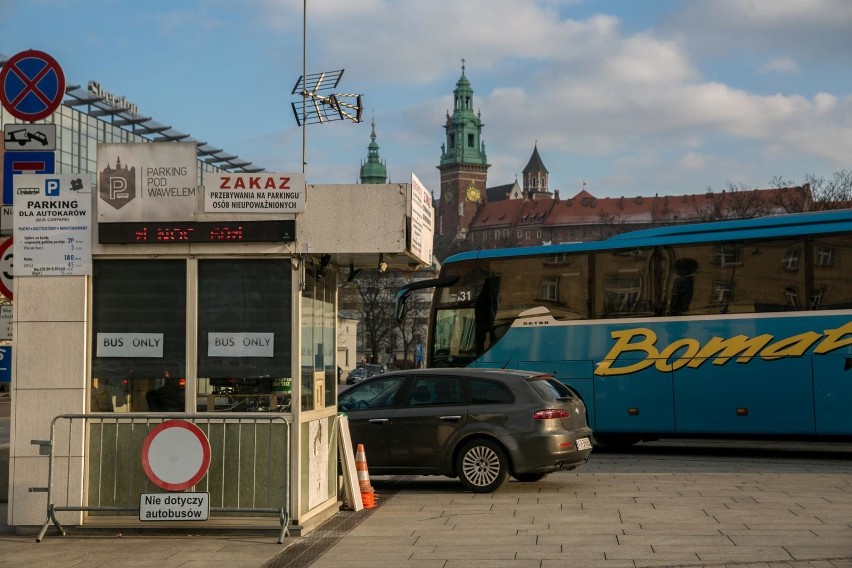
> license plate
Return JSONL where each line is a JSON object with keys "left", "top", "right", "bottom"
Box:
{"left": 576, "top": 437, "right": 592, "bottom": 450}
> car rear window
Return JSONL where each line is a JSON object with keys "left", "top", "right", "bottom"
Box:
{"left": 528, "top": 378, "right": 576, "bottom": 402}
{"left": 468, "top": 378, "right": 514, "bottom": 404}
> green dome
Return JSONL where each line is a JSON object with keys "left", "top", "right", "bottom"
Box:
{"left": 359, "top": 118, "right": 388, "bottom": 184}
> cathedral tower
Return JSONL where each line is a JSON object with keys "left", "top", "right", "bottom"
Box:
{"left": 437, "top": 60, "right": 489, "bottom": 243}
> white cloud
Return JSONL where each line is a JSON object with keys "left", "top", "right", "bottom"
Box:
{"left": 678, "top": 151, "right": 708, "bottom": 170}
{"left": 255, "top": 0, "right": 852, "bottom": 196}
{"left": 662, "top": 0, "right": 852, "bottom": 61}
{"left": 759, "top": 57, "right": 799, "bottom": 75}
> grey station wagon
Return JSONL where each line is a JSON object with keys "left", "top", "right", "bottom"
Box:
{"left": 339, "top": 368, "right": 593, "bottom": 493}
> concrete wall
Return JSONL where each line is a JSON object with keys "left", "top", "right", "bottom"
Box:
{"left": 298, "top": 184, "right": 408, "bottom": 255}
{"left": 8, "top": 276, "right": 88, "bottom": 527}
{"left": 1, "top": 443, "right": 8, "bottom": 503}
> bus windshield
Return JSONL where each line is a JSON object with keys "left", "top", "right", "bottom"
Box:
{"left": 430, "top": 253, "right": 590, "bottom": 367}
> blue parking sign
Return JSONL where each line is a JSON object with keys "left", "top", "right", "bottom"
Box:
{"left": 3, "top": 150, "right": 55, "bottom": 205}
{"left": 0, "top": 346, "right": 10, "bottom": 383}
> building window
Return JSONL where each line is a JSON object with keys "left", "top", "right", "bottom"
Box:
{"left": 712, "top": 280, "right": 734, "bottom": 304}
{"left": 782, "top": 249, "right": 800, "bottom": 271}
{"left": 604, "top": 275, "right": 642, "bottom": 316}
{"left": 537, "top": 277, "right": 559, "bottom": 301}
{"left": 545, "top": 253, "right": 570, "bottom": 264}
{"left": 91, "top": 260, "right": 187, "bottom": 413}
{"left": 536, "top": 230, "right": 542, "bottom": 239}
{"left": 468, "top": 133, "right": 474, "bottom": 147}
{"left": 811, "top": 288, "right": 826, "bottom": 309}
{"left": 449, "top": 134, "right": 455, "bottom": 149}
{"left": 198, "top": 260, "right": 293, "bottom": 412}
{"left": 784, "top": 285, "right": 799, "bottom": 308}
{"left": 517, "top": 230, "right": 522, "bottom": 238}
{"left": 816, "top": 245, "right": 837, "bottom": 266}
{"left": 713, "top": 244, "right": 741, "bottom": 266}
{"left": 525, "top": 231, "right": 530, "bottom": 239}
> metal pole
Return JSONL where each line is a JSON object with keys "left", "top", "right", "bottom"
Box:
{"left": 302, "top": 0, "right": 307, "bottom": 175}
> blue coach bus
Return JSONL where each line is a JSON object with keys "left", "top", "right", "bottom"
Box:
{"left": 398, "top": 210, "right": 852, "bottom": 446}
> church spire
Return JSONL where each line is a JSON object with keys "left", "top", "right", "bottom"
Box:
{"left": 439, "top": 59, "right": 488, "bottom": 168}
{"left": 522, "top": 142, "right": 551, "bottom": 198}
{"left": 359, "top": 114, "right": 388, "bottom": 184}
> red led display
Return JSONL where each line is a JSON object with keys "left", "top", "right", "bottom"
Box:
{"left": 98, "top": 221, "right": 295, "bottom": 244}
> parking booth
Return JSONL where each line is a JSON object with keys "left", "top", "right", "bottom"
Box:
{"left": 5, "top": 142, "right": 434, "bottom": 538}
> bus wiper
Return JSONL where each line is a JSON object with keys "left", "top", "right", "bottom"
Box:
{"left": 395, "top": 275, "right": 459, "bottom": 322}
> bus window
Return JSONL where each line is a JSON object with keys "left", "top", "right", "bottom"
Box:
{"left": 595, "top": 249, "right": 654, "bottom": 318}
{"left": 813, "top": 234, "right": 852, "bottom": 309}
{"left": 489, "top": 255, "right": 588, "bottom": 321}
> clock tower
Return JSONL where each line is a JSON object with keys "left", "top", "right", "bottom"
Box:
{"left": 437, "top": 60, "right": 489, "bottom": 248}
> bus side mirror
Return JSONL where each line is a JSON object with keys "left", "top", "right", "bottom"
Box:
{"left": 395, "top": 289, "right": 411, "bottom": 323}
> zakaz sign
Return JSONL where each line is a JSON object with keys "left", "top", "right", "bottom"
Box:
{"left": 204, "top": 173, "right": 305, "bottom": 213}
{"left": 97, "top": 142, "right": 197, "bottom": 222}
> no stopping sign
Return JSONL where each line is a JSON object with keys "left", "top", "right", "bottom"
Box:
{"left": 141, "top": 421, "right": 211, "bottom": 491}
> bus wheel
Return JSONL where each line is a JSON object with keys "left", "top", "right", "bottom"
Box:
{"left": 456, "top": 439, "right": 509, "bottom": 493}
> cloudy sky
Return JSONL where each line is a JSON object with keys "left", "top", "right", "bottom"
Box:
{"left": 2, "top": 0, "right": 851, "bottom": 199}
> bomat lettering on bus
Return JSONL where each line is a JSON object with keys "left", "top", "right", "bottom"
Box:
{"left": 594, "top": 321, "right": 852, "bottom": 376}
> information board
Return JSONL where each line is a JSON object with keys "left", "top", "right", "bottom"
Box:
{"left": 409, "top": 173, "right": 434, "bottom": 266}
{"left": 13, "top": 174, "right": 92, "bottom": 276}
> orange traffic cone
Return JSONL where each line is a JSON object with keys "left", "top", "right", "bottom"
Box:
{"left": 355, "top": 443, "right": 376, "bottom": 508}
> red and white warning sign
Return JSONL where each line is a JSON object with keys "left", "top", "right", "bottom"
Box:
{"left": 141, "top": 420, "right": 211, "bottom": 491}
{"left": 204, "top": 172, "right": 305, "bottom": 213}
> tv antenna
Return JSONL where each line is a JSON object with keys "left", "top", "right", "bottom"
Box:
{"left": 291, "top": 70, "right": 363, "bottom": 126}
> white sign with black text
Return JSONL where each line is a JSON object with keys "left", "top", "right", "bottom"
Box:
{"left": 13, "top": 174, "right": 92, "bottom": 276}
{"left": 0, "top": 305, "right": 11, "bottom": 340}
{"left": 96, "top": 333, "right": 164, "bottom": 358}
{"left": 208, "top": 332, "right": 274, "bottom": 357}
{"left": 4, "top": 123, "right": 56, "bottom": 151}
{"left": 139, "top": 492, "right": 209, "bottom": 522}
{"left": 204, "top": 173, "right": 306, "bottom": 213}
{"left": 408, "top": 173, "right": 434, "bottom": 266}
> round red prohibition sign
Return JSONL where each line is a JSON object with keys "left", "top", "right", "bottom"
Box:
{"left": 141, "top": 421, "right": 211, "bottom": 491}
{"left": 0, "top": 50, "right": 66, "bottom": 121}
{"left": 0, "top": 237, "right": 12, "bottom": 301}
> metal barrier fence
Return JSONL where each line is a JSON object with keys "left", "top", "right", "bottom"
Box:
{"left": 35, "top": 413, "right": 291, "bottom": 543}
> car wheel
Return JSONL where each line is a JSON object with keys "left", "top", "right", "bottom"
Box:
{"left": 456, "top": 438, "right": 509, "bottom": 493}
{"left": 512, "top": 472, "right": 548, "bottom": 483}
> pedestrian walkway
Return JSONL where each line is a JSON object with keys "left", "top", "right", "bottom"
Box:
{"left": 1, "top": 446, "right": 851, "bottom": 568}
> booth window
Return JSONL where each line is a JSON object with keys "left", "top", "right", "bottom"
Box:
{"left": 197, "top": 260, "right": 292, "bottom": 412}
{"left": 91, "top": 260, "right": 187, "bottom": 413}
{"left": 300, "top": 266, "right": 336, "bottom": 411}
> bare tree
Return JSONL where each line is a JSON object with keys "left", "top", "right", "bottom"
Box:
{"left": 350, "top": 270, "right": 397, "bottom": 366}
{"left": 689, "top": 182, "right": 776, "bottom": 221}
{"left": 768, "top": 176, "right": 811, "bottom": 212}
{"left": 395, "top": 279, "right": 429, "bottom": 369}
